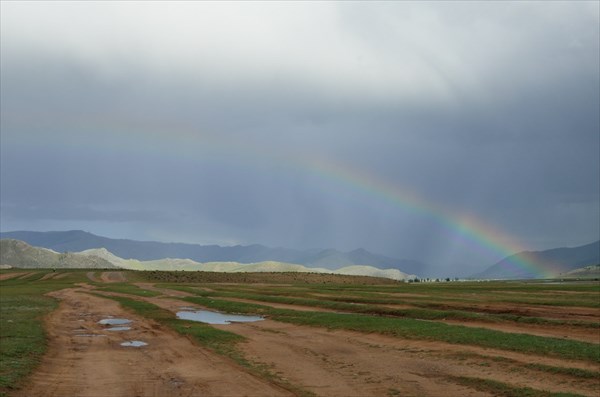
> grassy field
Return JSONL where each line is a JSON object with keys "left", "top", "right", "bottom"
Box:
{"left": 176, "top": 293, "right": 598, "bottom": 362}
{"left": 0, "top": 270, "right": 90, "bottom": 396}
{"left": 1, "top": 268, "right": 598, "bottom": 397}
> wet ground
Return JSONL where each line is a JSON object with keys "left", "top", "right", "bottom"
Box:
{"left": 176, "top": 309, "right": 264, "bottom": 325}
{"left": 13, "top": 288, "right": 292, "bottom": 397}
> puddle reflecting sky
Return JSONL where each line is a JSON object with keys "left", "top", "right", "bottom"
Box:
{"left": 106, "top": 326, "right": 131, "bottom": 331}
{"left": 98, "top": 318, "right": 131, "bottom": 325}
{"left": 176, "top": 310, "right": 264, "bottom": 325}
{"left": 121, "top": 341, "right": 147, "bottom": 347}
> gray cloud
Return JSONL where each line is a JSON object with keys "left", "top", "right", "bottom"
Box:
{"left": 1, "top": 2, "right": 598, "bottom": 271}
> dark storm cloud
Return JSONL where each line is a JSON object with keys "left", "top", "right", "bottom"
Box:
{"left": 1, "top": 2, "right": 598, "bottom": 270}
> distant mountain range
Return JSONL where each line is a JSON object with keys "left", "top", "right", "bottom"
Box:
{"left": 0, "top": 239, "right": 414, "bottom": 280}
{"left": 472, "top": 240, "right": 600, "bottom": 279}
{"left": 0, "top": 239, "right": 115, "bottom": 269}
{"left": 2, "top": 230, "right": 598, "bottom": 280}
{"left": 0, "top": 230, "right": 426, "bottom": 274}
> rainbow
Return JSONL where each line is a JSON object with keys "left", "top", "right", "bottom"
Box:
{"left": 300, "top": 156, "right": 553, "bottom": 278}
{"left": 26, "top": 119, "right": 552, "bottom": 277}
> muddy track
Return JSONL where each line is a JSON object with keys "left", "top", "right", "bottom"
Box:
{"left": 224, "top": 321, "right": 598, "bottom": 397}
{"left": 86, "top": 272, "right": 102, "bottom": 283}
{"left": 0, "top": 272, "right": 30, "bottom": 281}
{"left": 127, "top": 289, "right": 599, "bottom": 397}
{"left": 420, "top": 301, "right": 600, "bottom": 323}
{"left": 14, "top": 288, "right": 290, "bottom": 397}
{"left": 133, "top": 282, "right": 195, "bottom": 297}
{"left": 196, "top": 296, "right": 600, "bottom": 343}
{"left": 100, "top": 271, "right": 127, "bottom": 283}
{"left": 439, "top": 319, "right": 599, "bottom": 343}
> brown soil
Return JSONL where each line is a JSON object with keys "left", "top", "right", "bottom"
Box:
{"left": 220, "top": 320, "right": 599, "bottom": 397}
{"left": 40, "top": 273, "right": 59, "bottom": 281}
{"left": 199, "top": 296, "right": 600, "bottom": 343}
{"left": 431, "top": 301, "right": 600, "bottom": 323}
{"left": 133, "top": 282, "right": 195, "bottom": 297}
{"left": 17, "top": 272, "right": 38, "bottom": 280}
{"left": 53, "top": 272, "right": 72, "bottom": 279}
{"left": 15, "top": 283, "right": 600, "bottom": 397}
{"left": 86, "top": 272, "right": 101, "bottom": 283}
{"left": 218, "top": 297, "right": 338, "bottom": 313}
{"left": 439, "top": 319, "right": 600, "bottom": 343}
{"left": 130, "top": 288, "right": 599, "bottom": 397}
{"left": 100, "top": 271, "right": 127, "bottom": 283}
{"left": 375, "top": 292, "right": 431, "bottom": 298}
{"left": 86, "top": 271, "right": 127, "bottom": 283}
{"left": 0, "top": 272, "right": 29, "bottom": 281}
{"left": 14, "top": 288, "right": 291, "bottom": 397}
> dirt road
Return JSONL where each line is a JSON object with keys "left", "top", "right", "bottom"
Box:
{"left": 0, "top": 272, "right": 31, "bottom": 281}
{"left": 15, "top": 284, "right": 599, "bottom": 397}
{"left": 141, "top": 290, "right": 599, "bottom": 397}
{"left": 14, "top": 289, "right": 290, "bottom": 397}
{"left": 215, "top": 296, "right": 600, "bottom": 343}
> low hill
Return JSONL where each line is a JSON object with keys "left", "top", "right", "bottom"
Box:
{"left": 77, "top": 248, "right": 414, "bottom": 280}
{"left": 563, "top": 264, "right": 600, "bottom": 278}
{"left": 0, "top": 239, "right": 115, "bottom": 269}
{"left": 0, "top": 230, "right": 426, "bottom": 275}
{"left": 473, "top": 240, "right": 600, "bottom": 279}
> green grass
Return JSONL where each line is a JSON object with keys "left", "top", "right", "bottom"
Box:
{"left": 2, "top": 271, "right": 598, "bottom": 396}
{"left": 444, "top": 352, "right": 600, "bottom": 380}
{"left": 101, "top": 295, "right": 243, "bottom": 349}
{"left": 182, "top": 295, "right": 600, "bottom": 363}
{"left": 98, "top": 294, "right": 315, "bottom": 397}
{"left": 160, "top": 284, "right": 600, "bottom": 329}
{"left": 448, "top": 376, "right": 587, "bottom": 397}
{"left": 0, "top": 293, "right": 57, "bottom": 395}
{"left": 0, "top": 271, "right": 87, "bottom": 396}
{"left": 523, "top": 363, "right": 600, "bottom": 379}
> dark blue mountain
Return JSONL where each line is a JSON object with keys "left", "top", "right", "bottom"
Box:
{"left": 472, "top": 240, "right": 600, "bottom": 279}
{"left": 0, "top": 230, "right": 426, "bottom": 274}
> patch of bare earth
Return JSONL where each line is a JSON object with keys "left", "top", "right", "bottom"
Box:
{"left": 0, "top": 272, "right": 29, "bottom": 281}
{"left": 438, "top": 319, "right": 600, "bottom": 343}
{"left": 40, "top": 273, "right": 59, "bottom": 281}
{"left": 100, "top": 271, "right": 127, "bottom": 283}
{"left": 14, "top": 288, "right": 290, "bottom": 397}
{"left": 86, "top": 272, "right": 102, "bottom": 283}
{"left": 217, "top": 297, "right": 337, "bottom": 313}
{"left": 184, "top": 295, "right": 599, "bottom": 343}
{"left": 17, "top": 272, "right": 38, "bottom": 280}
{"left": 431, "top": 301, "right": 600, "bottom": 323}
{"left": 121, "top": 287, "right": 599, "bottom": 397}
{"left": 132, "top": 282, "right": 195, "bottom": 297}
{"left": 53, "top": 272, "right": 72, "bottom": 279}
{"left": 218, "top": 320, "right": 599, "bottom": 397}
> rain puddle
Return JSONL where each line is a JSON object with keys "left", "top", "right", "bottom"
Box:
{"left": 176, "top": 310, "right": 264, "bottom": 325}
{"left": 106, "top": 326, "right": 131, "bottom": 331}
{"left": 75, "top": 334, "right": 107, "bottom": 337}
{"left": 98, "top": 318, "right": 131, "bottom": 326}
{"left": 121, "top": 341, "right": 147, "bottom": 347}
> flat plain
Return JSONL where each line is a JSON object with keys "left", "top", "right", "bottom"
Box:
{"left": 1, "top": 269, "right": 598, "bottom": 397}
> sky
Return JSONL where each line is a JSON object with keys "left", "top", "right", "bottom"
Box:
{"left": 1, "top": 1, "right": 599, "bottom": 275}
